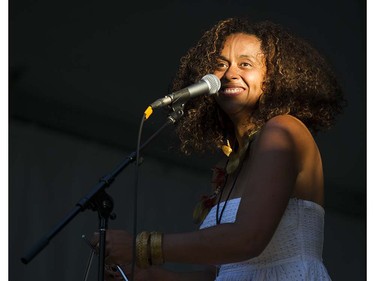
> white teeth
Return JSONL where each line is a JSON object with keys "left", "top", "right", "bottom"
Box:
{"left": 222, "top": 88, "right": 242, "bottom": 94}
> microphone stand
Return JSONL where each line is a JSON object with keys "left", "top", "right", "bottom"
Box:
{"left": 21, "top": 104, "right": 186, "bottom": 281}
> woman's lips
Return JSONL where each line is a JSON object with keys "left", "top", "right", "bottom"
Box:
{"left": 219, "top": 87, "right": 245, "bottom": 96}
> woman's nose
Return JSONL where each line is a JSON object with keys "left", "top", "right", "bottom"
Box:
{"left": 224, "top": 65, "right": 239, "bottom": 80}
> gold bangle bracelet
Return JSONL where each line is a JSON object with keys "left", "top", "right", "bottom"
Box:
{"left": 135, "top": 231, "right": 151, "bottom": 269}
{"left": 150, "top": 232, "right": 164, "bottom": 265}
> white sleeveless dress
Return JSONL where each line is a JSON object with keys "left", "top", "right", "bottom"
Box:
{"left": 199, "top": 198, "right": 332, "bottom": 281}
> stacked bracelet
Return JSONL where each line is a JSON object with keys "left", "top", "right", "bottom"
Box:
{"left": 135, "top": 231, "right": 164, "bottom": 268}
{"left": 150, "top": 232, "right": 164, "bottom": 265}
{"left": 136, "top": 231, "right": 151, "bottom": 268}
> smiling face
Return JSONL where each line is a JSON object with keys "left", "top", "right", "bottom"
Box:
{"left": 214, "top": 33, "right": 266, "bottom": 124}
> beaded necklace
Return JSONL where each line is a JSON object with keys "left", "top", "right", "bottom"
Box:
{"left": 193, "top": 131, "right": 257, "bottom": 225}
{"left": 215, "top": 165, "right": 241, "bottom": 225}
{"left": 193, "top": 165, "right": 228, "bottom": 224}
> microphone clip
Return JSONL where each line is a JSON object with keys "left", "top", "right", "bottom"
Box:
{"left": 167, "top": 102, "right": 185, "bottom": 123}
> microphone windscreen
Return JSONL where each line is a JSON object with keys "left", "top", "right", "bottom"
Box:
{"left": 202, "top": 74, "right": 221, "bottom": 94}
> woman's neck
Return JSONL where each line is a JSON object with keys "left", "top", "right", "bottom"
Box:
{"left": 228, "top": 111, "right": 256, "bottom": 150}
{"left": 233, "top": 123, "right": 255, "bottom": 150}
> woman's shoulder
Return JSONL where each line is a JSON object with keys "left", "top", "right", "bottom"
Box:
{"left": 263, "top": 114, "right": 309, "bottom": 132}
{"left": 253, "top": 114, "right": 315, "bottom": 152}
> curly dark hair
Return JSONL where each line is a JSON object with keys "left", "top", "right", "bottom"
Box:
{"left": 172, "top": 17, "right": 346, "bottom": 154}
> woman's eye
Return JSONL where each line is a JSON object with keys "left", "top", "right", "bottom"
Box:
{"left": 240, "top": 62, "right": 252, "bottom": 67}
{"left": 216, "top": 62, "right": 228, "bottom": 69}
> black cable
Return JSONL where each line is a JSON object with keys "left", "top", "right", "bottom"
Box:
{"left": 130, "top": 112, "right": 147, "bottom": 281}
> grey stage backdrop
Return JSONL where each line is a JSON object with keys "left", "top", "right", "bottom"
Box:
{"left": 9, "top": 0, "right": 366, "bottom": 280}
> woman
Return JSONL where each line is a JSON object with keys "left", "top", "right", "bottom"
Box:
{"left": 95, "top": 17, "right": 345, "bottom": 280}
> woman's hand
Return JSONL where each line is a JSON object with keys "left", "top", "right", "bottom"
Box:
{"left": 104, "top": 265, "right": 170, "bottom": 281}
{"left": 91, "top": 229, "right": 133, "bottom": 266}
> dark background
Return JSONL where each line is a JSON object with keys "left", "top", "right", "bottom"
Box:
{"left": 9, "top": 0, "right": 366, "bottom": 280}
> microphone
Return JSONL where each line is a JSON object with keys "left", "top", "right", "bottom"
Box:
{"left": 150, "top": 74, "right": 221, "bottom": 109}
